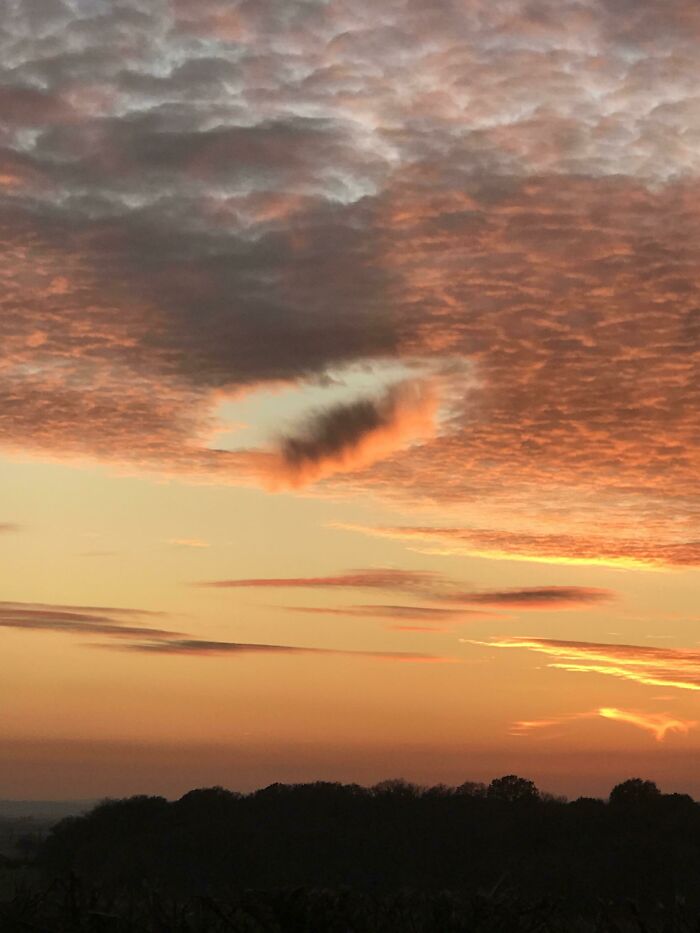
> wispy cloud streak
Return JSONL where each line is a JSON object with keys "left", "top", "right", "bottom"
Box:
{"left": 476, "top": 637, "right": 700, "bottom": 692}
{"left": 0, "top": 601, "right": 179, "bottom": 640}
{"left": 283, "top": 603, "right": 493, "bottom": 630}
{"left": 194, "top": 569, "right": 443, "bottom": 592}
{"left": 511, "top": 707, "right": 696, "bottom": 743}
{"left": 337, "top": 525, "right": 700, "bottom": 570}
{"left": 0, "top": 599, "right": 448, "bottom": 662}
{"left": 118, "top": 638, "right": 449, "bottom": 663}
{"left": 446, "top": 587, "right": 613, "bottom": 608}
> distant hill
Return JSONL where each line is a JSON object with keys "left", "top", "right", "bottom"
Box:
{"left": 0, "top": 800, "right": 95, "bottom": 820}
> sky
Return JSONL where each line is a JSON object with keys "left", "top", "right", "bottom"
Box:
{"left": 1, "top": 0, "right": 699, "bottom": 801}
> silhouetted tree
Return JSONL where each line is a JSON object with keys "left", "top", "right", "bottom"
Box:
{"left": 609, "top": 778, "right": 660, "bottom": 808}
{"left": 455, "top": 781, "right": 487, "bottom": 797}
{"left": 487, "top": 774, "right": 540, "bottom": 803}
{"left": 372, "top": 779, "right": 421, "bottom": 799}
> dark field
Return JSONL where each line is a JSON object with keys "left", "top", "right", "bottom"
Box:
{"left": 3, "top": 776, "right": 700, "bottom": 932}
{"left": 3, "top": 877, "right": 699, "bottom": 932}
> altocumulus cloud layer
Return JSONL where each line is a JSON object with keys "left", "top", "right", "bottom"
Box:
{"left": 1, "top": 0, "right": 699, "bottom": 554}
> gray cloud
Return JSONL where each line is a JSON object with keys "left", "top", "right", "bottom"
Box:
{"left": 0, "top": 597, "right": 447, "bottom": 660}
{"left": 447, "top": 587, "right": 614, "bottom": 608}
{"left": 0, "top": 600, "right": 179, "bottom": 640}
{"left": 119, "top": 637, "right": 445, "bottom": 661}
{"left": 271, "top": 379, "right": 436, "bottom": 485}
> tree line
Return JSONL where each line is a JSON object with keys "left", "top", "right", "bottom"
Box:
{"left": 33, "top": 775, "right": 700, "bottom": 912}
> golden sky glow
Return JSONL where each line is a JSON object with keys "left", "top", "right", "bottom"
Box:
{"left": 1, "top": 0, "right": 699, "bottom": 801}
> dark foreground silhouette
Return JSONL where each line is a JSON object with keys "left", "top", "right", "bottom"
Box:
{"left": 3, "top": 776, "right": 700, "bottom": 931}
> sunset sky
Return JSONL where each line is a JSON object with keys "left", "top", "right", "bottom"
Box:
{"left": 1, "top": 0, "right": 699, "bottom": 801}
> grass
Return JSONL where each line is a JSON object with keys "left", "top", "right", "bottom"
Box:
{"left": 2, "top": 868, "right": 700, "bottom": 933}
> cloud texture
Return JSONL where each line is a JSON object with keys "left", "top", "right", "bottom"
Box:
{"left": 0, "top": 0, "right": 698, "bottom": 544}
{"left": 337, "top": 525, "right": 700, "bottom": 569}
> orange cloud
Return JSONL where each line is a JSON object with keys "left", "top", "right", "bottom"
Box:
{"left": 511, "top": 707, "right": 696, "bottom": 743}
{"left": 336, "top": 525, "right": 700, "bottom": 570}
{"left": 477, "top": 637, "right": 700, "bottom": 692}
{"left": 598, "top": 707, "right": 696, "bottom": 743}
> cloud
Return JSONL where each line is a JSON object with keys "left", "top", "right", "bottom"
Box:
{"left": 598, "top": 707, "right": 696, "bottom": 743}
{"left": 194, "top": 569, "right": 443, "bottom": 592}
{"left": 475, "top": 636, "right": 700, "bottom": 692}
{"left": 0, "top": 600, "right": 166, "bottom": 618}
{"left": 266, "top": 379, "right": 437, "bottom": 487}
{"left": 195, "top": 569, "right": 612, "bottom": 612}
{"left": 0, "top": 523, "right": 20, "bottom": 533}
{"left": 0, "top": 598, "right": 449, "bottom": 661}
{"left": 446, "top": 587, "right": 614, "bottom": 608}
{"left": 166, "top": 538, "right": 211, "bottom": 549}
{"left": 335, "top": 525, "right": 700, "bottom": 570}
{"left": 283, "top": 603, "right": 493, "bottom": 628}
{"left": 511, "top": 707, "right": 696, "bottom": 742}
{"left": 117, "top": 638, "right": 449, "bottom": 663}
{"left": 0, "top": 600, "right": 180, "bottom": 640}
{"left": 0, "top": 0, "right": 698, "bottom": 540}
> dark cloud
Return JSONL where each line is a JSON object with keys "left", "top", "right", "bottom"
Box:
{"left": 119, "top": 637, "right": 446, "bottom": 662}
{"left": 0, "top": 523, "right": 20, "bottom": 533}
{"left": 0, "top": 598, "right": 447, "bottom": 660}
{"left": 0, "top": 85, "right": 74, "bottom": 127}
{"left": 448, "top": 587, "right": 614, "bottom": 608}
{"left": 282, "top": 396, "right": 393, "bottom": 468}
{"left": 271, "top": 380, "right": 436, "bottom": 486}
{"left": 0, "top": 600, "right": 179, "bottom": 640}
{"left": 279, "top": 587, "right": 610, "bottom": 628}
{"left": 0, "top": 600, "right": 165, "bottom": 617}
